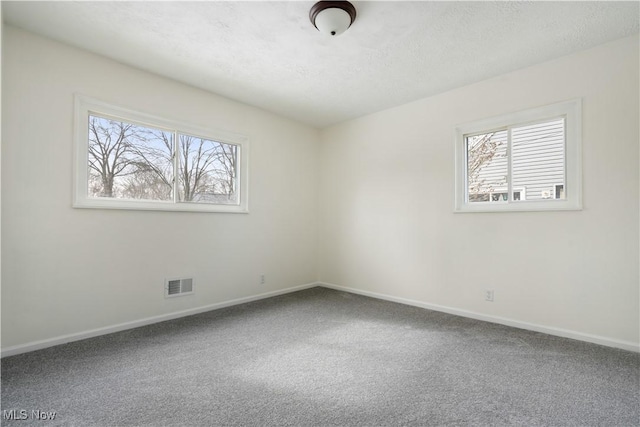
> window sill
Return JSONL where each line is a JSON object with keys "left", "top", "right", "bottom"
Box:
{"left": 454, "top": 199, "right": 582, "bottom": 213}
{"left": 73, "top": 198, "right": 249, "bottom": 214}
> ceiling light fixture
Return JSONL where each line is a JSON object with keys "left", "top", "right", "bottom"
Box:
{"left": 309, "top": 1, "right": 357, "bottom": 36}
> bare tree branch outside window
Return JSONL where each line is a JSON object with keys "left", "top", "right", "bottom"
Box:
{"left": 88, "top": 115, "right": 173, "bottom": 200}
{"left": 87, "top": 114, "right": 238, "bottom": 205}
{"left": 178, "top": 135, "right": 238, "bottom": 204}
{"left": 466, "top": 130, "right": 507, "bottom": 202}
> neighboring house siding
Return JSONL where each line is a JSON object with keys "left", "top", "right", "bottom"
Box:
{"left": 470, "top": 118, "right": 565, "bottom": 201}
{"left": 512, "top": 118, "right": 565, "bottom": 200}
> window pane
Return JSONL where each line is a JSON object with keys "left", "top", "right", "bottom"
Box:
{"left": 466, "top": 130, "right": 508, "bottom": 203}
{"left": 512, "top": 118, "right": 565, "bottom": 201}
{"left": 177, "top": 135, "right": 239, "bottom": 204}
{"left": 88, "top": 115, "right": 174, "bottom": 201}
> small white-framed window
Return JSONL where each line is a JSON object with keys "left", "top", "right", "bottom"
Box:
{"left": 74, "top": 95, "right": 249, "bottom": 213}
{"left": 553, "top": 184, "right": 565, "bottom": 200}
{"left": 454, "top": 99, "right": 582, "bottom": 213}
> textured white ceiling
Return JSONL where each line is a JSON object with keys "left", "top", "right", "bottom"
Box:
{"left": 3, "top": 1, "right": 639, "bottom": 128}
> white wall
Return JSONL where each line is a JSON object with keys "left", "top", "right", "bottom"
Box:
{"left": 1, "top": 26, "right": 320, "bottom": 350}
{"left": 3, "top": 25, "right": 639, "bottom": 354}
{"left": 319, "top": 35, "right": 639, "bottom": 349}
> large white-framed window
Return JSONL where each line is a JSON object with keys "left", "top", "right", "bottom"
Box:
{"left": 74, "top": 95, "right": 249, "bottom": 213}
{"left": 454, "top": 99, "right": 582, "bottom": 213}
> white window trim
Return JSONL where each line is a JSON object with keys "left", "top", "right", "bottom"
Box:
{"left": 454, "top": 99, "right": 582, "bottom": 213}
{"left": 73, "top": 95, "right": 249, "bottom": 213}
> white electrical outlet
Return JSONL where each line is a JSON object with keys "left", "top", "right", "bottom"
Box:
{"left": 485, "top": 290, "right": 494, "bottom": 302}
{"left": 260, "top": 275, "right": 266, "bottom": 284}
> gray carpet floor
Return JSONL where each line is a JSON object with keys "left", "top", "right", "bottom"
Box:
{"left": 1, "top": 287, "right": 639, "bottom": 426}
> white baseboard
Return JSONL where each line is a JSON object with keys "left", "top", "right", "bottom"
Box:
{"left": 4, "top": 281, "right": 638, "bottom": 357}
{"left": 318, "top": 282, "right": 640, "bottom": 353}
{"left": 1, "top": 282, "right": 318, "bottom": 358}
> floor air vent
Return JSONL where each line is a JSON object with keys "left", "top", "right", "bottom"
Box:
{"left": 165, "top": 278, "right": 194, "bottom": 298}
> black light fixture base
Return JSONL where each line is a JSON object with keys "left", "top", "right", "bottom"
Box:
{"left": 309, "top": 1, "right": 357, "bottom": 32}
